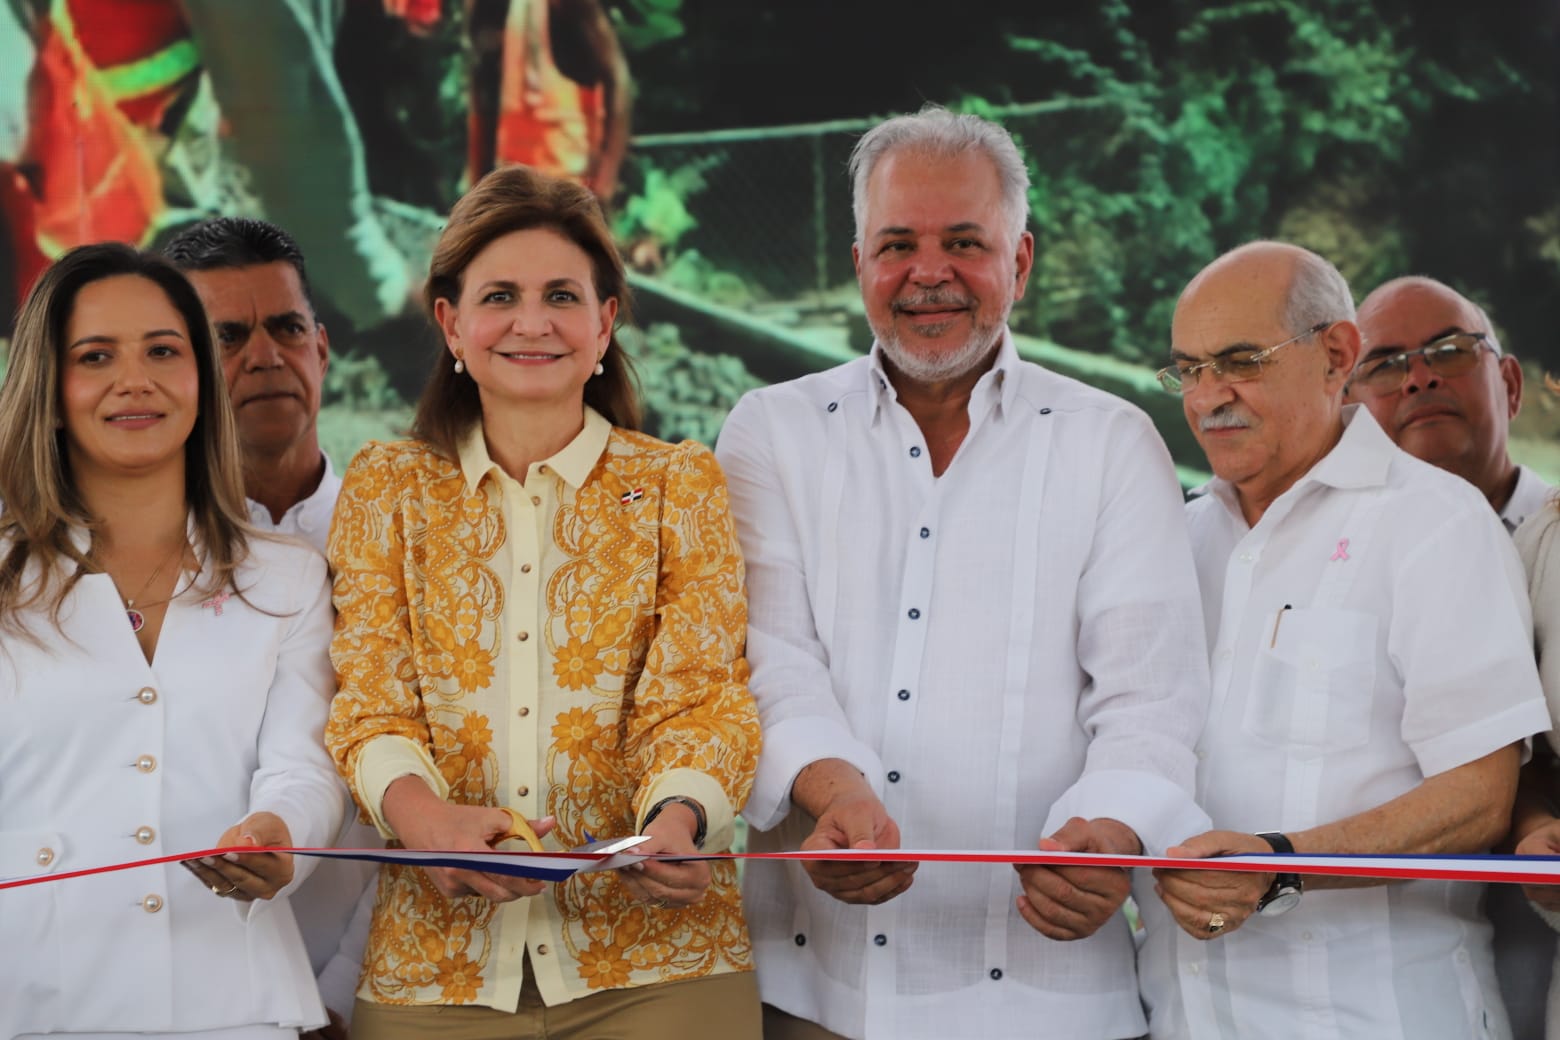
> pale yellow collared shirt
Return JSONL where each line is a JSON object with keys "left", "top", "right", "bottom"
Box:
{"left": 327, "top": 408, "right": 759, "bottom": 1010}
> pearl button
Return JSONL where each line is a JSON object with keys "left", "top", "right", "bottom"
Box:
{"left": 137, "top": 687, "right": 158, "bottom": 705}
{"left": 517, "top": 706, "right": 530, "bottom": 717}
{"left": 537, "top": 944, "right": 550, "bottom": 955}
{"left": 539, "top": 465, "right": 550, "bottom": 474}
{"left": 521, "top": 563, "right": 533, "bottom": 574}
{"left": 36, "top": 847, "right": 54, "bottom": 866}
{"left": 134, "top": 826, "right": 156, "bottom": 845}
{"left": 517, "top": 631, "right": 529, "bottom": 642}
{"left": 516, "top": 785, "right": 530, "bottom": 797}
{"left": 135, "top": 755, "right": 157, "bottom": 773}
{"left": 530, "top": 495, "right": 541, "bottom": 506}
{"left": 141, "top": 894, "right": 163, "bottom": 913}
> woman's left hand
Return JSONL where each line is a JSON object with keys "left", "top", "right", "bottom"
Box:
{"left": 186, "top": 812, "right": 295, "bottom": 902}
{"left": 617, "top": 802, "right": 711, "bottom": 909}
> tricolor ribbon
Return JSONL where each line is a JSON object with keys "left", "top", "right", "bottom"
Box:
{"left": 8, "top": 842, "right": 1560, "bottom": 890}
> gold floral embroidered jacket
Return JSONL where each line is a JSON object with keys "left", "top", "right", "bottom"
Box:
{"left": 326, "top": 410, "right": 759, "bottom": 1010}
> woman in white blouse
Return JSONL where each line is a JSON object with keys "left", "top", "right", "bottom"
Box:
{"left": 0, "top": 243, "right": 344, "bottom": 1040}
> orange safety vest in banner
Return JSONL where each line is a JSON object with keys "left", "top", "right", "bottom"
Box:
{"left": 8, "top": 0, "right": 195, "bottom": 299}
{"left": 487, "top": 0, "right": 604, "bottom": 183}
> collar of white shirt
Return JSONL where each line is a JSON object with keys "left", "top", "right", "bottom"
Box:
{"left": 1200, "top": 404, "right": 1393, "bottom": 524}
{"left": 458, "top": 407, "right": 611, "bottom": 492}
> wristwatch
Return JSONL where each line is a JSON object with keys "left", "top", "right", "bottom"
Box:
{"left": 1254, "top": 831, "right": 1303, "bottom": 917}
{"left": 643, "top": 796, "right": 707, "bottom": 849}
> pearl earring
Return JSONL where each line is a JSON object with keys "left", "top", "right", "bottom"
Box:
{"left": 594, "top": 359, "right": 605, "bottom": 376}
{"left": 453, "top": 357, "right": 465, "bottom": 374}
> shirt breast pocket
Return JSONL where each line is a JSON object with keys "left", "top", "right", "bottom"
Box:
{"left": 1244, "top": 607, "right": 1378, "bottom": 755}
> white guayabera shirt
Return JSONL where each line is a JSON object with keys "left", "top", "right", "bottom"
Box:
{"left": 1138, "top": 406, "right": 1550, "bottom": 1040}
{"left": 717, "top": 332, "right": 1213, "bottom": 1040}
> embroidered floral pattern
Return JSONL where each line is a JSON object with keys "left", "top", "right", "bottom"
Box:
{"left": 327, "top": 431, "right": 759, "bottom": 1009}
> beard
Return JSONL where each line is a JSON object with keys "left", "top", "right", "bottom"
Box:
{"left": 871, "top": 292, "right": 1010, "bottom": 384}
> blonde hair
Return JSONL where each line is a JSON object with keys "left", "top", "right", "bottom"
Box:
{"left": 0, "top": 243, "right": 254, "bottom": 642}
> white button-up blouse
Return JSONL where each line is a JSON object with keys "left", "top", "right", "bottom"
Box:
{"left": 0, "top": 527, "right": 344, "bottom": 1038}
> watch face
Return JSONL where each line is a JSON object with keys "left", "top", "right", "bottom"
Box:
{"left": 1257, "top": 888, "right": 1302, "bottom": 917}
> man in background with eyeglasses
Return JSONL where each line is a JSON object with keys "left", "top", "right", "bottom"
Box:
{"left": 1352, "top": 276, "right": 1550, "bottom": 532}
{"left": 1353, "top": 276, "right": 1556, "bottom": 1039}
{"left": 1138, "top": 241, "right": 1549, "bottom": 1039}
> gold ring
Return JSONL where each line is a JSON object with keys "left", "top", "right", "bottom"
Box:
{"left": 1207, "top": 912, "right": 1227, "bottom": 934}
{"left": 652, "top": 898, "right": 669, "bottom": 909}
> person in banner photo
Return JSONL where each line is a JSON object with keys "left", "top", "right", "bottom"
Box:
{"left": 1138, "top": 241, "right": 1551, "bottom": 1039}
{"left": 324, "top": 163, "right": 762, "bottom": 1040}
{"left": 0, "top": 243, "right": 345, "bottom": 1038}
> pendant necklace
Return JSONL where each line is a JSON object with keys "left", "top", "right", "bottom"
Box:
{"left": 117, "top": 541, "right": 187, "bottom": 633}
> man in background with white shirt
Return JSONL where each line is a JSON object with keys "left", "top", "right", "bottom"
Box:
{"left": 1141, "top": 241, "right": 1550, "bottom": 1039}
{"left": 165, "top": 218, "right": 375, "bottom": 1037}
{"left": 1351, "top": 275, "right": 1554, "bottom": 1039}
{"left": 1352, "top": 276, "right": 1550, "bottom": 531}
{"left": 716, "top": 105, "right": 1212, "bottom": 1040}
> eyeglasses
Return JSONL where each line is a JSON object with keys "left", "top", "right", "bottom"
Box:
{"left": 1347, "top": 332, "right": 1493, "bottom": 397}
{"left": 1156, "top": 323, "right": 1332, "bottom": 395}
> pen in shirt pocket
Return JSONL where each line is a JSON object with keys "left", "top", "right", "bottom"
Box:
{"left": 1269, "top": 604, "right": 1293, "bottom": 648}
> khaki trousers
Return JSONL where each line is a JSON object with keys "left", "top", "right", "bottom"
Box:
{"left": 761, "top": 1004, "right": 850, "bottom": 1040}
{"left": 354, "top": 970, "right": 760, "bottom": 1040}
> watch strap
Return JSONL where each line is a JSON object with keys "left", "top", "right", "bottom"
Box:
{"left": 643, "top": 795, "right": 707, "bottom": 849}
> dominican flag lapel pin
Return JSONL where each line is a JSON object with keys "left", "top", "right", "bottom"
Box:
{"left": 620, "top": 488, "right": 645, "bottom": 505}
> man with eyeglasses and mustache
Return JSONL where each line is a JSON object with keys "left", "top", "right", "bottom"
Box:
{"left": 1137, "top": 241, "right": 1549, "bottom": 1039}
{"left": 1352, "top": 276, "right": 1556, "bottom": 1039}
{"left": 1352, "top": 277, "right": 1550, "bottom": 532}
{"left": 164, "top": 217, "right": 375, "bottom": 1040}
{"left": 717, "top": 105, "right": 1212, "bottom": 1040}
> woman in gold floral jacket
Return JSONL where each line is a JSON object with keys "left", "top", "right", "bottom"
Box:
{"left": 325, "top": 165, "right": 762, "bottom": 1040}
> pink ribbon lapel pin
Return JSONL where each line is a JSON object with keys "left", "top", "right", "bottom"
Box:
{"left": 200, "top": 589, "right": 232, "bottom": 616}
{"left": 1329, "top": 538, "right": 1350, "bottom": 563}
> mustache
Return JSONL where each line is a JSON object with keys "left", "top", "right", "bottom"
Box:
{"left": 1198, "top": 406, "right": 1254, "bottom": 432}
{"left": 892, "top": 291, "right": 972, "bottom": 313}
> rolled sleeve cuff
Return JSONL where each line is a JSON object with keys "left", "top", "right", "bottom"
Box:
{"left": 354, "top": 735, "right": 449, "bottom": 838}
{"left": 637, "top": 768, "right": 737, "bottom": 851}
{"left": 1043, "top": 769, "right": 1211, "bottom": 857}
{"left": 742, "top": 716, "right": 884, "bottom": 832}
{"left": 1412, "top": 700, "right": 1551, "bottom": 778}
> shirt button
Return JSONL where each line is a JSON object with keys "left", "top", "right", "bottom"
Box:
{"left": 516, "top": 785, "right": 530, "bottom": 797}
{"left": 887, "top": 770, "right": 900, "bottom": 783}
{"left": 36, "top": 847, "right": 54, "bottom": 867}
{"left": 517, "top": 706, "right": 531, "bottom": 718}
{"left": 134, "top": 826, "right": 156, "bottom": 845}
{"left": 517, "top": 631, "right": 530, "bottom": 642}
{"left": 137, "top": 687, "right": 158, "bottom": 705}
{"left": 1238, "top": 551, "right": 1254, "bottom": 563}
{"left": 141, "top": 894, "right": 164, "bottom": 913}
{"left": 521, "top": 563, "right": 533, "bottom": 574}
{"left": 537, "top": 944, "right": 550, "bottom": 956}
{"left": 873, "top": 934, "right": 887, "bottom": 947}
{"left": 794, "top": 933, "right": 807, "bottom": 946}
{"left": 908, "top": 447, "right": 922, "bottom": 458}
{"left": 135, "top": 755, "right": 157, "bottom": 773}
{"left": 907, "top": 608, "right": 920, "bottom": 620}
{"left": 1039, "top": 407, "right": 1052, "bottom": 415}
{"left": 530, "top": 495, "right": 541, "bottom": 506}
{"left": 919, "top": 527, "right": 930, "bottom": 539}
{"left": 897, "top": 689, "right": 910, "bottom": 701}
{"left": 989, "top": 968, "right": 1003, "bottom": 981}
{"left": 539, "top": 465, "right": 550, "bottom": 474}
{"left": 1188, "top": 963, "right": 1202, "bottom": 976}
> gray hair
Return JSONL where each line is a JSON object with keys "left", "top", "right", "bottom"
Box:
{"left": 1281, "top": 249, "right": 1356, "bottom": 334}
{"left": 849, "top": 104, "right": 1031, "bottom": 244}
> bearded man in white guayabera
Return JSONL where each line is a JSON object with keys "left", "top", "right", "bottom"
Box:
{"left": 717, "top": 105, "right": 1212, "bottom": 1040}
{"left": 1140, "top": 241, "right": 1550, "bottom": 1040}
